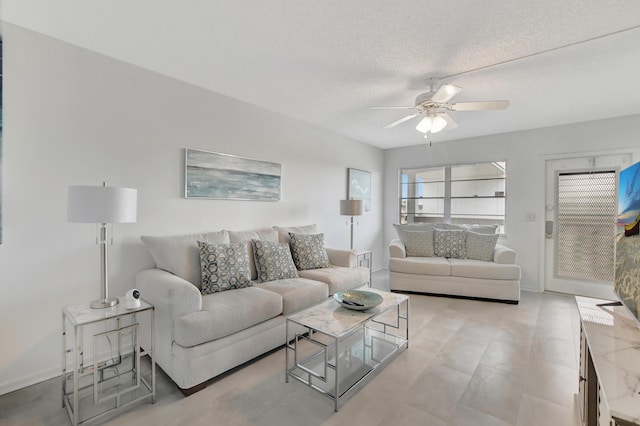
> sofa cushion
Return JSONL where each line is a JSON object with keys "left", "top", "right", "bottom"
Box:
{"left": 393, "top": 223, "right": 437, "bottom": 242}
{"left": 256, "top": 278, "right": 328, "bottom": 315}
{"left": 173, "top": 286, "right": 283, "bottom": 347}
{"left": 251, "top": 240, "right": 299, "bottom": 282}
{"left": 449, "top": 258, "right": 521, "bottom": 280}
{"left": 288, "top": 233, "right": 331, "bottom": 270}
{"left": 434, "top": 229, "right": 467, "bottom": 259}
{"left": 466, "top": 231, "right": 500, "bottom": 262}
{"left": 298, "top": 266, "right": 370, "bottom": 295}
{"left": 274, "top": 224, "right": 317, "bottom": 244}
{"left": 141, "top": 230, "right": 230, "bottom": 288}
{"left": 404, "top": 230, "right": 434, "bottom": 257}
{"left": 198, "top": 242, "right": 252, "bottom": 294}
{"left": 388, "top": 256, "right": 451, "bottom": 276}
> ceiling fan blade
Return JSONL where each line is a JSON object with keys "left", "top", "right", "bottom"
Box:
{"left": 451, "top": 100, "right": 510, "bottom": 111}
{"left": 441, "top": 112, "right": 459, "bottom": 130}
{"left": 369, "top": 106, "right": 415, "bottom": 110}
{"left": 430, "top": 84, "right": 462, "bottom": 103}
{"left": 383, "top": 114, "right": 418, "bottom": 129}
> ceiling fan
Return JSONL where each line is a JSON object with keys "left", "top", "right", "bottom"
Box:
{"left": 371, "top": 78, "right": 510, "bottom": 137}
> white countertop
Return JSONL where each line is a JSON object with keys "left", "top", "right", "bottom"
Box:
{"left": 576, "top": 296, "right": 640, "bottom": 424}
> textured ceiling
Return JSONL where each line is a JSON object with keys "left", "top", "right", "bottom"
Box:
{"left": 3, "top": 0, "right": 640, "bottom": 149}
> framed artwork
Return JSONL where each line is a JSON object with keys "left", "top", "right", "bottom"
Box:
{"left": 185, "top": 148, "right": 281, "bottom": 201}
{"left": 616, "top": 161, "right": 640, "bottom": 321}
{"left": 348, "top": 168, "right": 371, "bottom": 211}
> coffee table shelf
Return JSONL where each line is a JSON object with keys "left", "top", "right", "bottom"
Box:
{"left": 285, "top": 288, "right": 408, "bottom": 411}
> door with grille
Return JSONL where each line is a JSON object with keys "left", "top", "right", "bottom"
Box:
{"left": 544, "top": 154, "right": 631, "bottom": 298}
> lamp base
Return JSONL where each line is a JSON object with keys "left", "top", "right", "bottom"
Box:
{"left": 90, "top": 297, "right": 119, "bottom": 309}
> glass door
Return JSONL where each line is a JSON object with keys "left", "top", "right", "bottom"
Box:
{"left": 544, "top": 154, "right": 631, "bottom": 297}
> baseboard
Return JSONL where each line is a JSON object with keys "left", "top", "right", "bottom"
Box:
{"left": 390, "top": 289, "right": 519, "bottom": 304}
{"left": 0, "top": 342, "right": 136, "bottom": 397}
{"left": 0, "top": 367, "right": 60, "bottom": 396}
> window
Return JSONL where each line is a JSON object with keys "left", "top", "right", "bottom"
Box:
{"left": 400, "top": 162, "right": 506, "bottom": 232}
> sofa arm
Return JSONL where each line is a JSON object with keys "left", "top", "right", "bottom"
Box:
{"left": 494, "top": 244, "right": 517, "bottom": 264}
{"left": 325, "top": 248, "right": 356, "bottom": 268}
{"left": 389, "top": 239, "right": 406, "bottom": 259}
{"left": 135, "top": 269, "right": 203, "bottom": 321}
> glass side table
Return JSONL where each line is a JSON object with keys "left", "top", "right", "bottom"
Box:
{"left": 61, "top": 300, "right": 155, "bottom": 426}
{"left": 355, "top": 250, "right": 372, "bottom": 285}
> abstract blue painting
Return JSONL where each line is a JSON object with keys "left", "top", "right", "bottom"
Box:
{"left": 348, "top": 168, "right": 371, "bottom": 211}
{"left": 616, "top": 161, "right": 640, "bottom": 321}
{"left": 185, "top": 149, "right": 281, "bottom": 201}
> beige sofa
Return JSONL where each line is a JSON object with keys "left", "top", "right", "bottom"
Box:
{"left": 136, "top": 224, "right": 369, "bottom": 395}
{"left": 388, "top": 224, "right": 521, "bottom": 303}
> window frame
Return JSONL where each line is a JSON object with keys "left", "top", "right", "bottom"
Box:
{"left": 399, "top": 161, "right": 507, "bottom": 234}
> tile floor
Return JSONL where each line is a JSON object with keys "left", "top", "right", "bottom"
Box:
{"left": 0, "top": 270, "right": 581, "bottom": 426}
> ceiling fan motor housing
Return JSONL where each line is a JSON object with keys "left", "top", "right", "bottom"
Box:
{"left": 414, "top": 92, "right": 448, "bottom": 112}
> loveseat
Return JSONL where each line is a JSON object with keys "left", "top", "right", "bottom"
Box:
{"left": 388, "top": 223, "right": 521, "bottom": 303}
{"left": 135, "top": 224, "right": 369, "bottom": 394}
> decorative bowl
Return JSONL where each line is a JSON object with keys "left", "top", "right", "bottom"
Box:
{"left": 333, "top": 290, "right": 383, "bottom": 311}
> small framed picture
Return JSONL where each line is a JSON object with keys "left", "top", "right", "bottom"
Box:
{"left": 348, "top": 168, "right": 371, "bottom": 211}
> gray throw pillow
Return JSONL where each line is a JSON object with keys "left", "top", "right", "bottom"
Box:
{"left": 198, "top": 242, "right": 252, "bottom": 295}
{"left": 434, "top": 229, "right": 467, "bottom": 259}
{"left": 466, "top": 231, "right": 499, "bottom": 261}
{"left": 274, "top": 224, "right": 317, "bottom": 244}
{"left": 464, "top": 224, "right": 498, "bottom": 235}
{"left": 251, "top": 240, "right": 299, "bottom": 282}
{"left": 435, "top": 223, "right": 465, "bottom": 230}
{"left": 288, "top": 233, "right": 331, "bottom": 270}
{"left": 403, "top": 230, "right": 434, "bottom": 257}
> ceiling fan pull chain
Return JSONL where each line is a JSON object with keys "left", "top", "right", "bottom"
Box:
{"left": 424, "top": 131, "right": 433, "bottom": 147}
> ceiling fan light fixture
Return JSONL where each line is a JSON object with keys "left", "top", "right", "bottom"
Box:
{"left": 431, "top": 115, "right": 447, "bottom": 133}
{"left": 416, "top": 116, "right": 432, "bottom": 133}
{"left": 416, "top": 115, "right": 447, "bottom": 134}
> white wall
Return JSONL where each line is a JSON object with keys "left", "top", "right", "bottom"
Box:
{"left": 384, "top": 114, "right": 640, "bottom": 293}
{"left": 0, "top": 24, "right": 384, "bottom": 394}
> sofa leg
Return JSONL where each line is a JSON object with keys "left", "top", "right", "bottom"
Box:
{"left": 179, "top": 382, "right": 207, "bottom": 396}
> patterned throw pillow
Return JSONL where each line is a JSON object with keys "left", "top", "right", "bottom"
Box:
{"left": 288, "top": 233, "right": 331, "bottom": 270}
{"left": 251, "top": 240, "right": 299, "bottom": 282}
{"left": 403, "top": 230, "right": 434, "bottom": 257}
{"left": 466, "top": 231, "right": 499, "bottom": 261}
{"left": 198, "top": 242, "right": 252, "bottom": 295}
{"left": 434, "top": 229, "right": 467, "bottom": 259}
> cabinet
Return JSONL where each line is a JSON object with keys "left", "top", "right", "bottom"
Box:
{"left": 61, "top": 300, "right": 155, "bottom": 425}
{"left": 576, "top": 296, "right": 640, "bottom": 426}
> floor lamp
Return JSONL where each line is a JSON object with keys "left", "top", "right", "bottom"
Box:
{"left": 340, "top": 199, "right": 364, "bottom": 250}
{"left": 68, "top": 182, "right": 137, "bottom": 309}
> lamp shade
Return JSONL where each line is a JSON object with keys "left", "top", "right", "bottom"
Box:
{"left": 68, "top": 185, "right": 137, "bottom": 223}
{"left": 416, "top": 116, "right": 432, "bottom": 133}
{"left": 340, "top": 199, "right": 364, "bottom": 216}
{"left": 431, "top": 115, "right": 447, "bottom": 133}
{"left": 416, "top": 115, "right": 447, "bottom": 134}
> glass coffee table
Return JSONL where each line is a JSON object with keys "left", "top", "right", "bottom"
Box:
{"left": 285, "top": 288, "right": 409, "bottom": 411}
